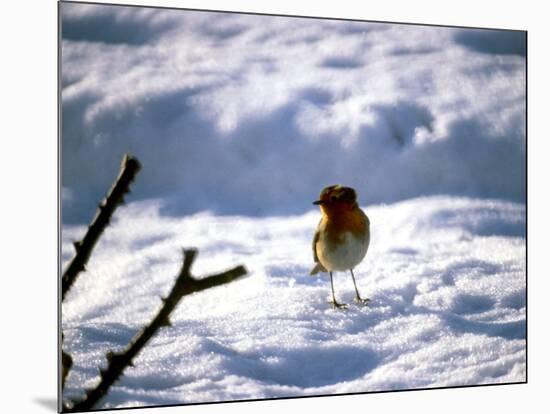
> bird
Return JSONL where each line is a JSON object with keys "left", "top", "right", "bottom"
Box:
{"left": 310, "top": 185, "right": 370, "bottom": 309}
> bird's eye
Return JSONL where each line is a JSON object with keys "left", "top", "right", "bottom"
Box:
{"left": 330, "top": 195, "right": 337, "bottom": 202}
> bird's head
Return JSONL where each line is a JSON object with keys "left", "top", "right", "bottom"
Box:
{"left": 313, "top": 185, "right": 358, "bottom": 215}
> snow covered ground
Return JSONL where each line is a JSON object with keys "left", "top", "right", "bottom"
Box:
{"left": 60, "top": 2, "right": 526, "bottom": 410}
{"left": 61, "top": 196, "right": 526, "bottom": 408}
{"left": 60, "top": 3, "right": 525, "bottom": 223}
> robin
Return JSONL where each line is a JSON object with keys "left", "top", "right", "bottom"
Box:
{"left": 310, "top": 185, "right": 370, "bottom": 308}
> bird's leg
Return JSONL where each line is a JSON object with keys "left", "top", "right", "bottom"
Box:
{"left": 350, "top": 269, "right": 370, "bottom": 305}
{"left": 329, "top": 271, "right": 347, "bottom": 309}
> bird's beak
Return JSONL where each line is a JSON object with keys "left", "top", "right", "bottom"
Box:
{"left": 313, "top": 199, "right": 324, "bottom": 205}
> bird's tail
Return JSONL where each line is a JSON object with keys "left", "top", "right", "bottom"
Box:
{"left": 309, "top": 262, "right": 327, "bottom": 276}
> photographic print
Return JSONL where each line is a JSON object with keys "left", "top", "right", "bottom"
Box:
{"left": 59, "top": 1, "right": 526, "bottom": 411}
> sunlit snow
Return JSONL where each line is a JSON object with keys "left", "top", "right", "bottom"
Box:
{"left": 60, "top": 2, "right": 526, "bottom": 409}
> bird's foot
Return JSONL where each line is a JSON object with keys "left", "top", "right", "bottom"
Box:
{"left": 329, "top": 300, "right": 348, "bottom": 309}
{"left": 354, "top": 296, "right": 370, "bottom": 306}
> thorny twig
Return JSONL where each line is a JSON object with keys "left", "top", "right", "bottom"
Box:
{"left": 63, "top": 249, "right": 247, "bottom": 412}
{"left": 62, "top": 154, "right": 141, "bottom": 301}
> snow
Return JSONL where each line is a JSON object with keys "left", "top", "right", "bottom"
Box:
{"left": 60, "top": 3, "right": 525, "bottom": 224}
{"left": 62, "top": 196, "right": 526, "bottom": 408}
{"left": 59, "top": 2, "right": 526, "bottom": 410}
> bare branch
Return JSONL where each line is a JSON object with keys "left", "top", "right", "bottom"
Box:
{"left": 64, "top": 249, "right": 247, "bottom": 412}
{"left": 61, "top": 332, "right": 73, "bottom": 390}
{"left": 193, "top": 265, "right": 248, "bottom": 293}
{"left": 62, "top": 154, "right": 141, "bottom": 301}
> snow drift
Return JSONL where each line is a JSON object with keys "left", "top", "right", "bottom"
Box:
{"left": 61, "top": 196, "right": 525, "bottom": 408}
{"left": 60, "top": 3, "right": 526, "bottom": 409}
{"left": 60, "top": 4, "right": 526, "bottom": 223}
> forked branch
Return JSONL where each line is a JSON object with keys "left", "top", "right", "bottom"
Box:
{"left": 63, "top": 249, "right": 247, "bottom": 412}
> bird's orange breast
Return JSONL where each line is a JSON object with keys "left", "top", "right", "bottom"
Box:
{"left": 322, "top": 206, "right": 368, "bottom": 244}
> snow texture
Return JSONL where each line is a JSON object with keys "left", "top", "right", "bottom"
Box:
{"left": 62, "top": 196, "right": 526, "bottom": 408}
{"left": 60, "top": 2, "right": 526, "bottom": 409}
{"left": 60, "top": 3, "right": 525, "bottom": 224}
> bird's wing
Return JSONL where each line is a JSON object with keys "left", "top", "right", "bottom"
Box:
{"left": 312, "top": 222, "right": 321, "bottom": 263}
{"left": 310, "top": 220, "right": 327, "bottom": 275}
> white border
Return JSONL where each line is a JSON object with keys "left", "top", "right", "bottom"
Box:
{"left": 2, "top": 0, "right": 546, "bottom": 413}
